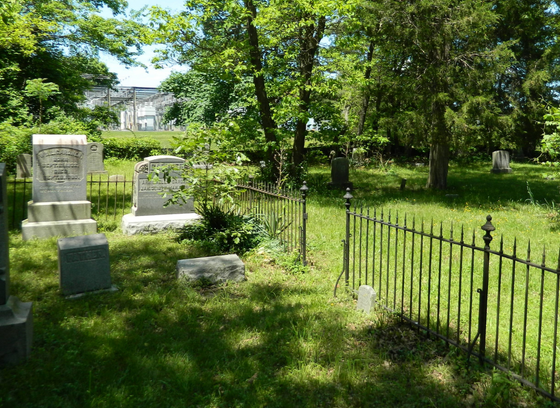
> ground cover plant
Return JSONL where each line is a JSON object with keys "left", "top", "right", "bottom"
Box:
{"left": 2, "top": 160, "right": 560, "bottom": 406}
{"left": 101, "top": 131, "right": 183, "bottom": 149}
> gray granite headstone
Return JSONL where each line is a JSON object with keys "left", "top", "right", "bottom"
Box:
{"left": 177, "top": 254, "right": 245, "bottom": 284}
{"left": 328, "top": 157, "right": 353, "bottom": 189}
{"left": 491, "top": 150, "right": 513, "bottom": 174}
{"left": 86, "top": 142, "right": 106, "bottom": 173}
{"left": 16, "top": 154, "right": 32, "bottom": 179}
{"left": 0, "top": 163, "right": 33, "bottom": 366}
{"left": 132, "top": 155, "right": 194, "bottom": 216}
{"left": 57, "top": 233, "right": 111, "bottom": 296}
{"left": 356, "top": 285, "right": 376, "bottom": 314}
{"left": 33, "top": 134, "right": 88, "bottom": 202}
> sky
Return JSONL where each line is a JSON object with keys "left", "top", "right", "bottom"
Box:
{"left": 99, "top": 0, "right": 187, "bottom": 88}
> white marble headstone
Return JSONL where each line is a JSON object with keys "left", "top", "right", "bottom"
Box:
{"left": 356, "top": 285, "right": 376, "bottom": 314}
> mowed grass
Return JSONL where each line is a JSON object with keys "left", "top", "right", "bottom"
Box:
{"left": 2, "top": 160, "right": 559, "bottom": 407}
{"left": 101, "top": 130, "right": 184, "bottom": 148}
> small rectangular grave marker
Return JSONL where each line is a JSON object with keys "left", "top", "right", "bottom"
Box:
{"left": 16, "top": 154, "right": 32, "bottom": 179}
{"left": 57, "top": 233, "right": 111, "bottom": 296}
{"left": 87, "top": 142, "right": 106, "bottom": 173}
{"left": 356, "top": 285, "right": 376, "bottom": 314}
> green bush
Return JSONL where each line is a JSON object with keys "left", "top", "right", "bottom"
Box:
{"left": 0, "top": 124, "right": 33, "bottom": 174}
{"left": 102, "top": 137, "right": 162, "bottom": 160}
{"left": 178, "top": 203, "right": 264, "bottom": 254}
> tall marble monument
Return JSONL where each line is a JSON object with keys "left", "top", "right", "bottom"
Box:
{"left": 21, "top": 134, "right": 97, "bottom": 240}
{"left": 0, "top": 163, "right": 33, "bottom": 366}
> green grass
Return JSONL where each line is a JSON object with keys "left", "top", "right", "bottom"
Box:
{"left": 101, "top": 130, "right": 184, "bottom": 148}
{"left": 3, "top": 161, "right": 559, "bottom": 407}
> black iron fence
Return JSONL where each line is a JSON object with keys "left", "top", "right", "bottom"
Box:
{"left": 7, "top": 174, "right": 134, "bottom": 229}
{"left": 335, "top": 188, "right": 560, "bottom": 402}
{"left": 7, "top": 176, "right": 308, "bottom": 265}
{"left": 214, "top": 178, "right": 308, "bottom": 265}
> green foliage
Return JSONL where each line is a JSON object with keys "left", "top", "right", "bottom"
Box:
{"left": 102, "top": 137, "right": 162, "bottom": 160}
{"left": 540, "top": 106, "right": 560, "bottom": 161}
{"left": 178, "top": 203, "right": 264, "bottom": 254}
{"left": 0, "top": 123, "right": 32, "bottom": 173}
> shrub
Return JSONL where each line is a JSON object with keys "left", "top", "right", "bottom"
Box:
{"left": 178, "top": 203, "right": 264, "bottom": 254}
{"left": 0, "top": 123, "right": 33, "bottom": 174}
{"left": 102, "top": 137, "right": 162, "bottom": 160}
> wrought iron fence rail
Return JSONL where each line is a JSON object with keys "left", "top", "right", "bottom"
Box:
{"left": 339, "top": 191, "right": 560, "bottom": 403}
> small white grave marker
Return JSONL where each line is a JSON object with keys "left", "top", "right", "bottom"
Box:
{"left": 356, "top": 285, "right": 376, "bottom": 314}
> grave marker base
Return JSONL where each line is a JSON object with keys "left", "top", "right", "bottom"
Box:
{"left": 0, "top": 296, "right": 33, "bottom": 367}
{"left": 122, "top": 213, "right": 202, "bottom": 235}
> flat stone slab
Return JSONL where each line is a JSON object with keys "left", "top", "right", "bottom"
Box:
{"left": 177, "top": 254, "right": 245, "bottom": 284}
{"left": 121, "top": 213, "right": 202, "bottom": 235}
{"left": 27, "top": 200, "right": 91, "bottom": 222}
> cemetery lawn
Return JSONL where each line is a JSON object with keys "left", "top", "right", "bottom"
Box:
{"left": 101, "top": 130, "right": 183, "bottom": 148}
{"left": 3, "top": 160, "right": 558, "bottom": 407}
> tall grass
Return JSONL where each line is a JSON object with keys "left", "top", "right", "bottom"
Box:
{"left": 2, "top": 161, "right": 559, "bottom": 406}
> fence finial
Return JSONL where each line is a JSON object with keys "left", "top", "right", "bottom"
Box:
{"left": 300, "top": 181, "right": 308, "bottom": 199}
{"left": 344, "top": 188, "right": 352, "bottom": 210}
{"left": 481, "top": 215, "right": 495, "bottom": 249}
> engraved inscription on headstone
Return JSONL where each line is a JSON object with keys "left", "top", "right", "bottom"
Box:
{"left": 87, "top": 142, "right": 106, "bottom": 173}
{"left": 132, "top": 155, "right": 194, "bottom": 216}
{"left": 356, "top": 285, "right": 376, "bottom": 314}
{"left": 16, "top": 154, "right": 32, "bottom": 179}
{"left": 33, "top": 134, "right": 87, "bottom": 202}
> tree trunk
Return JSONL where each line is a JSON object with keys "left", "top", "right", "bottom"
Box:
{"left": 244, "top": 0, "right": 277, "bottom": 164}
{"left": 426, "top": 142, "right": 450, "bottom": 189}
{"left": 357, "top": 40, "right": 375, "bottom": 136}
{"left": 292, "top": 16, "right": 326, "bottom": 167}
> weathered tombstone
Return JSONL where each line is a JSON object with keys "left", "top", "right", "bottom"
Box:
{"left": 0, "top": 163, "right": 33, "bottom": 366}
{"left": 351, "top": 148, "right": 364, "bottom": 166}
{"left": 121, "top": 155, "right": 201, "bottom": 235}
{"left": 86, "top": 142, "right": 107, "bottom": 174}
{"left": 177, "top": 254, "right": 246, "bottom": 284}
{"left": 21, "top": 134, "right": 97, "bottom": 240}
{"left": 328, "top": 157, "right": 353, "bottom": 190}
{"left": 16, "top": 154, "right": 32, "bottom": 179}
{"left": 108, "top": 174, "right": 125, "bottom": 182}
{"left": 491, "top": 150, "right": 513, "bottom": 174}
{"left": 57, "top": 234, "right": 112, "bottom": 296}
{"left": 356, "top": 285, "right": 376, "bottom": 314}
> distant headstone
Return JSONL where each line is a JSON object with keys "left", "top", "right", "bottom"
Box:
{"left": 491, "top": 150, "right": 513, "bottom": 174}
{"left": 86, "top": 142, "right": 106, "bottom": 174}
{"left": 351, "top": 148, "right": 364, "bottom": 165}
{"left": 109, "top": 174, "right": 125, "bottom": 182}
{"left": 122, "top": 155, "right": 201, "bottom": 235}
{"left": 177, "top": 254, "right": 245, "bottom": 284}
{"left": 57, "top": 233, "right": 111, "bottom": 296}
{"left": 132, "top": 155, "right": 194, "bottom": 217}
{"left": 356, "top": 285, "right": 376, "bottom": 314}
{"left": 0, "top": 163, "right": 33, "bottom": 366}
{"left": 328, "top": 157, "right": 353, "bottom": 190}
{"left": 22, "top": 134, "right": 97, "bottom": 240}
{"left": 16, "top": 154, "right": 32, "bottom": 179}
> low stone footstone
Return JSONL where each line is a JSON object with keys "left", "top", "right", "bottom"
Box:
{"left": 22, "top": 134, "right": 97, "bottom": 240}
{"left": 356, "top": 285, "right": 376, "bottom": 314}
{"left": 16, "top": 154, "right": 32, "bottom": 179}
{"left": 177, "top": 254, "right": 245, "bottom": 284}
{"left": 122, "top": 155, "right": 201, "bottom": 235}
{"left": 0, "top": 163, "right": 33, "bottom": 366}
{"left": 57, "top": 233, "right": 111, "bottom": 296}
{"left": 87, "top": 142, "right": 107, "bottom": 174}
{"left": 491, "top": 150, "right": 513, "bottom": 174}
{"left": 328, "top": 157, "right": 353, "bottom": 190}
{"left": 109, "top": 174, "right": 125, "bottom": 182}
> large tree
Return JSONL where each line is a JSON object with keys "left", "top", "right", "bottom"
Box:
{"left": 0, "top": 0, "right": 146, "bottom": 124}
{"left": 148, "top": 0, "right": 347, "bottom": 174}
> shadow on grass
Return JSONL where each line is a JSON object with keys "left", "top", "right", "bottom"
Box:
{"left": 306, "top": 163, "right": 560, "bottom": 212}
{"left": 3, "top": 237, "right": 528, "bottom": 408}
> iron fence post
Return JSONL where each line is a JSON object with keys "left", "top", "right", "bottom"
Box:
{"left": 300, "top": 181, "right": 308, "bottom": 266}
{"left": 344, "top": 188, "right": 353, "bottom": 286}
{"left": 479, "top": 215, "right": 495, "bottom": 365}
